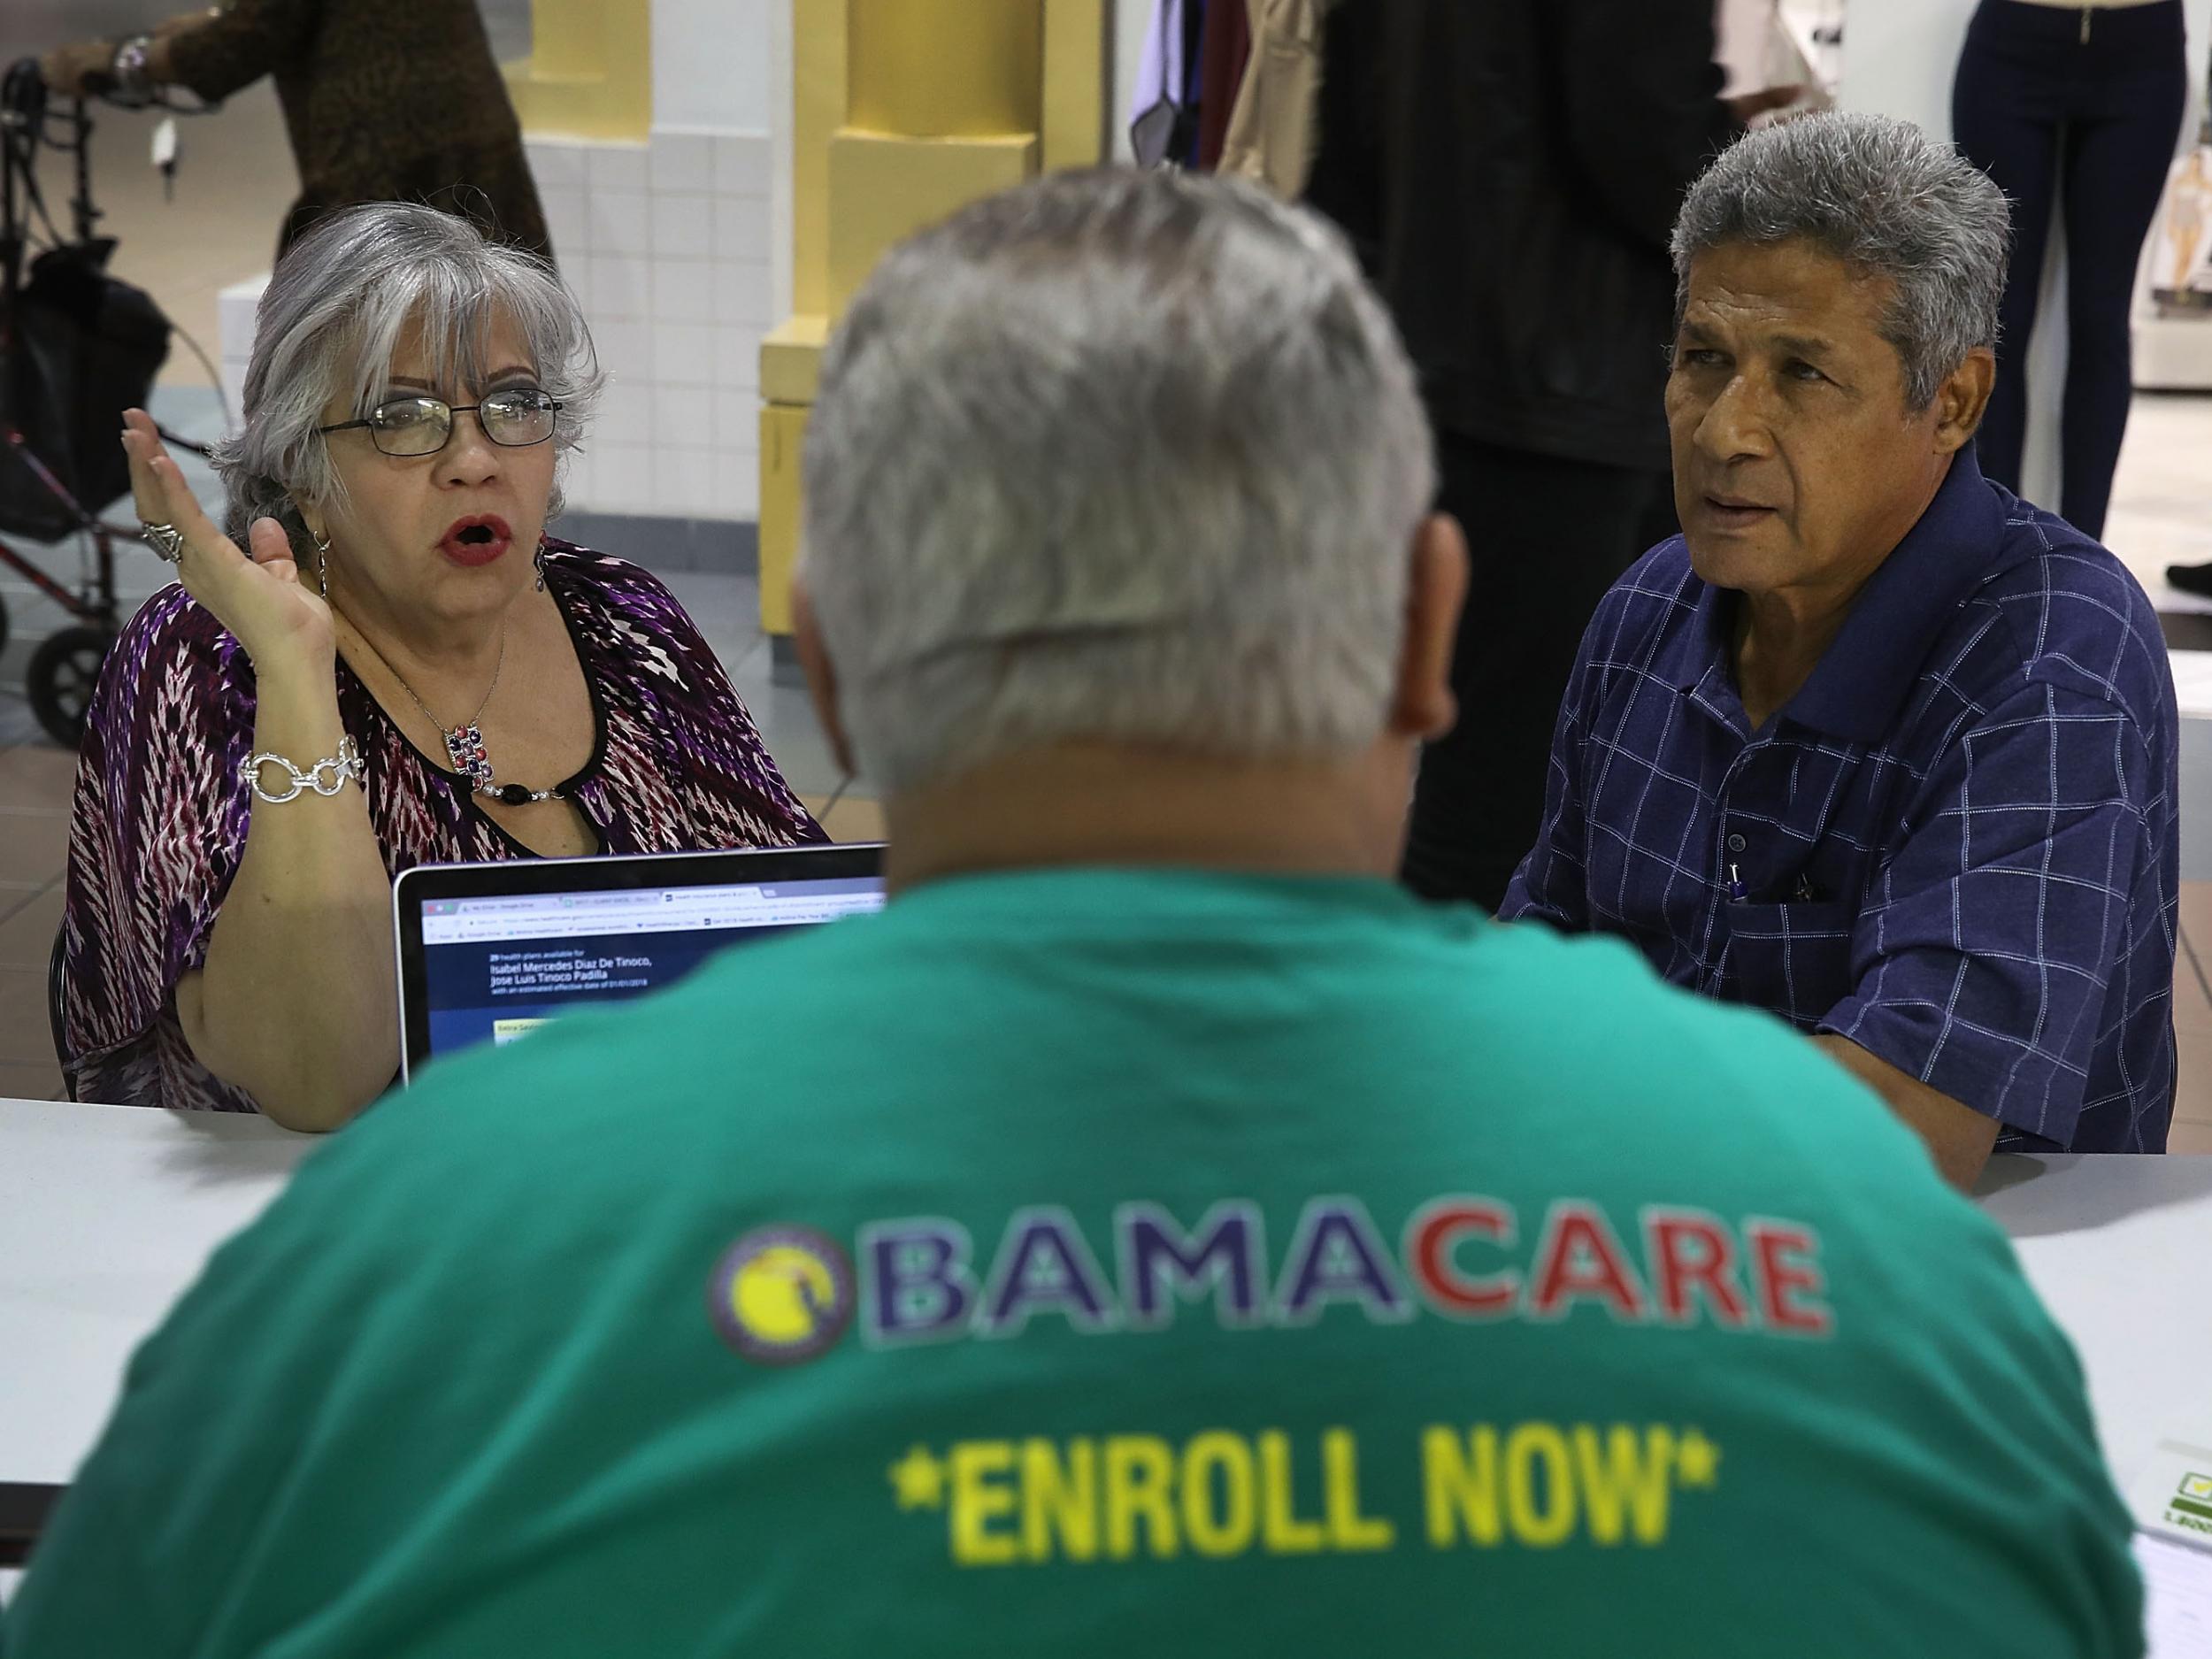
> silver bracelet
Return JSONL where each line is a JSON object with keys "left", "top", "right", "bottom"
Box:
{"left": 241, "top": 735, "right": 364, "bottom": 803}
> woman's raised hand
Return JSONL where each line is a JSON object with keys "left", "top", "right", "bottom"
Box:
{"left": 121, "top": 409, "right": 335, "bottom": 672}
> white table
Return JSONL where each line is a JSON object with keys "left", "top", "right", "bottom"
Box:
{"left": 1975, "top": 1152, "right": 2212, "bottom": 1490}
{"left": 1, "top": 1105, "right": 2208, "bottom": 1528}
{"left": 0, "top": 1098, "right": 312, "bottom": 1492}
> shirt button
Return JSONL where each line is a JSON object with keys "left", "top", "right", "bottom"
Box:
{"left": 1726, "top": 833, "right": 1747, "bottom": 853}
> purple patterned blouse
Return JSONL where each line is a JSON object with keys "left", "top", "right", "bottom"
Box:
{"left": 60, "top": 542, "right": 824, "bottom": 1112}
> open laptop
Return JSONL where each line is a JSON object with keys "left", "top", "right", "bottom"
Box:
{"left": 394, "top": 844, "right": 885, "bottom": 1083}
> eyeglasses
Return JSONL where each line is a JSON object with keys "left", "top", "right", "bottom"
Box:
{"left": 317, "top": 388, "right": 562, "bottom": 457}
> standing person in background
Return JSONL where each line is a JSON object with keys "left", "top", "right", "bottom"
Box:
{"left": 40, "top": 0, "right": 552, "bottom": 265}
{"left": 1951, "top": 0, "right": 2189, "bottom": 541}
{"left": 1304, "top": 1, "right": 1793, "bottom": 911}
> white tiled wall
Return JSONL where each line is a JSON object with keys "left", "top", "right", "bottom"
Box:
{"left": 217, "top": 275, "right": 265, "bottom": 431}
{"left": 214, "top": 126, "right": 772, "bottom": 526}
{"left": 529, "top": 126, "right": 772, "bottom": 522}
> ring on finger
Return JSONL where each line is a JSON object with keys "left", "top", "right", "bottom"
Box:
{"left": 140, "top": 520, "right": 188, "bottom": 562}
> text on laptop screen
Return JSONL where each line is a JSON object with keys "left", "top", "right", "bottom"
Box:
{"left": 416, "top": 877, "right": 883, "bottom": 1060}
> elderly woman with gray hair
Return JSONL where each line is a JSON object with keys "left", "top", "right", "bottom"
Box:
{"left": 1502, "top": 111, "right": 2179, "bottom": 1187}
{"left": 58, "top": 203, "right": 820, "bottom": 1128}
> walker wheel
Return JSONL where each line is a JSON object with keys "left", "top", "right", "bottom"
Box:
{"left": 27, "top": 626, "right": 115, "bottom": 749}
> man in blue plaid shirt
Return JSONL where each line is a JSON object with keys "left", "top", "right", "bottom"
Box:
{"left": 1502, "top": 112, "right": 2179, "bottom": 1187}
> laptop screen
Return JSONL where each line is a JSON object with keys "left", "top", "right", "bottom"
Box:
{"left": 395, "top": 847, "right": 885, "bottom": 1079}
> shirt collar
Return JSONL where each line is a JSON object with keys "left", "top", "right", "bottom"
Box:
{"left": 1658, "top": 445, "right": 2021, "bottom": 746}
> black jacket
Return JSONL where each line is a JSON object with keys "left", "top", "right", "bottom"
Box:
{"left": 1304, "top": 0, "right": 1740, "bottom": 472}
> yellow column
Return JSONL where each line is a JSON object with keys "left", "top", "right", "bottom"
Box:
{"left": 757, "top": 404, "right": 810, "bottom": 636}
{"left": 826, "top": 1, "right": 1042, "bottom": 319}
{"left": 526, "top": 0, "right": 603, "bottom": 81}
{"left": 503, "top": 0, "right": 651, "bottom": 142}
{"left": 1041, "top": 0, "right": 1109, "bottom": 174}
{"left": 759, "top": 0, "right": 1107, "bottom": 642}
{"left": 849, "top": 1, "right": 1042, "bottom": 135}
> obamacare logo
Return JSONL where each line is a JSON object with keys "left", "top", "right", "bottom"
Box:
{"left": 860, "top": 1198, "right": 1831, "bottom": 1345}
{"left": 708, "top": 1195, "right": 1832, "bottom": 1363}
{"left": 708, "top": 1225, "right": 856, "bottom": 1365}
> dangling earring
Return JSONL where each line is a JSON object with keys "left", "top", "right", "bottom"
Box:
{"left": 534, "top": 540, "right": 548, "bottom": 593}
{"left": 313, "top": 533, "right": 333, "bottom": 600}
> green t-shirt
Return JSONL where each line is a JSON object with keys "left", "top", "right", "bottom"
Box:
{"left": 4, "top": 872, "right": 2141, "bottom": 1656}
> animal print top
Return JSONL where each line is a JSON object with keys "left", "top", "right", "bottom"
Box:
{"left": 167, "top": 0, "right": 551, "bottom": 260}
{"left": 60, "top": 544, "right": 824, "bottom": 1113}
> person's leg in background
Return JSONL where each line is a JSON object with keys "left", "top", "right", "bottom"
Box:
{"left": 1952, "top": 2, "right": 2067, "bottom": 496}
{"left": 2056, "top": 4, "right": 2188, "bottom": 541}
{"left": 1401, "top": 429, "right": 1660, "bottom": 911}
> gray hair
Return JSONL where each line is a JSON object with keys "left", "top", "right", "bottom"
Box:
{"left": 1671, "top": 111, "right": 2010, "bottom": 408}
{"left": 801, "top": 167, "right": 1435, "bottom": 795}
{"left": 208, "top": 203, "right": 603, "bottom": 554}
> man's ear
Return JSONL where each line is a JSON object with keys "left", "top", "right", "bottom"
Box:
{"left": 792, "top": 572, "right": 858, "bottom": 780}
{"left": 1391, "top": 513, "right": 1469, "bottom": 743}
{"left": 1933, "top": 347, "right": 1996, "bottom": 455}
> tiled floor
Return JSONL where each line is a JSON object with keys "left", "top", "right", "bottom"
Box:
{"left": 2170, "top": 913, "right": 2212, "bottom": 1155}
{"left": 2106, "top": 394, "right": 2212, "bottom": 619}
